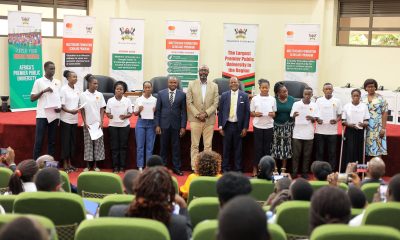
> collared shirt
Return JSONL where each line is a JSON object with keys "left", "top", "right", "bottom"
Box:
{"left": 342, "top": 102, "right": 370, "bottom": 126}
{"left": 106, "top": 96, "right": 132, "bottom": 127}
{"left": 228, "top": 90, "right": 238, "bottom": 122}
{"left": 60, "top": 84, "right": 80, "bottom": 124}
{"left": 31, "top": 76, "right": 61, "bottom": 118}
{"left": 200, "top": 81, "right": 207, "bottom": 103}
{"left": 315, "top": 97, "right": 342, "bottom": 135}
{"left": 290, "top": 101, "right": 320, "bottom": 140}
{"left": 169, "top": 89, "right": 177, "bottom": 104}
{"left": 80, "top": 90, "right": 106, "bottom": 125}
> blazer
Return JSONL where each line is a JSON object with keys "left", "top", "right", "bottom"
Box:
{"left": 186, "top": 79, "right": 219, "bottom": 126}
{"left": 218, "top": 90, "right": 250, "bottom": 130}
{"left": 155, "top": 88, "right": 187, "bottom": 130}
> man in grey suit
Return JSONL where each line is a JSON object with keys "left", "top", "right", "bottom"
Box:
{"left": 155, "top": 76, "right": 187, "bottom": 176}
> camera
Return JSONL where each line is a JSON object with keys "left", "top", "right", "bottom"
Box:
{"left": 0, "top": 148, "right": 8, "bottom": 155}
{"left": 44, "top": 161, "right": 59, "bottom": 168}
{"left": 338, "top": 173, "right": 351, "bottom": 183}
{"left": 356, "top": 164, "right": 368, "bottom": 173}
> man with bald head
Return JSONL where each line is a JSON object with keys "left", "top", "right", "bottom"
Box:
{"left": 218, "top": 77, "right": 250, "bottom": 172}
{"left": 186, "top": 65, "right": 219, "bottom": 170}
{"left": 361, "top": 157, "right": 386, "bottom": 186}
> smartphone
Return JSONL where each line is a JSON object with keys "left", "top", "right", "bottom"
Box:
{"left": 44, "top": 161, "right": 59, "bottom": 168}
{"left": 338, "top": 173, "right": 350, "bottom": 183}
{"left": 273, "top": 175, "right": 284, "bottom": 182}
{"left": 0, "top": 148, "right": 8, "bottom": 155}
{"left": 356, "top": 164, "right": 368, "bottom": 173}
{"left": 379, "top": 185, "right": 388, "bottom": 202}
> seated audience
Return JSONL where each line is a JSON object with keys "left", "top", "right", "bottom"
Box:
{"left": 180, "top": 151, "right": 222, "bottom": 199}
{"left": 361, "top": 157, "right": 386, "bottom": 186}
{"left": 218, "top": 196, "right": 270, "bottom": 240}
{"left": 265, "top": 177, "right": 292, "bottom": 205}
{"left": 290, "top": 178, "right": 313, "bottom": 201}
{"left": 146, "top": 154, "right": 163, "bottom": 167}
{"left": 0, "top": 147, "right": 16, "bottom": 172}
{"left": 35, "top": 154, "right": 57, "bottom": 169}
{"left": 347, "top": 185, "right": 367, "bottom": 209}
{"left": 0, "top": 217, "right": 49, "bottom": 240}
{"left": 257, "top": 155, "right": 276, "bottom": 181}
{"left": 310, "top": 186, "right": 351, "bottom": 233}
{"left": 268, "top": 189, "right": 291, "bottom": 214}
{"left": 34, "top": 168, "right": 62, "bottom": 192}
{"left": 108, "top": 166, "right": 192, "bottom": 240}
{"left": 7, "top": 159, "right": 38, "bottom": 194}
{"left": 310, "top": 161, "right": 332, "bottom": 181}
{"left": 123, "top": 169, "right": 140, "bottom": 194}
{"left": 216, "top": 172, "right": 252, "bottom": 207}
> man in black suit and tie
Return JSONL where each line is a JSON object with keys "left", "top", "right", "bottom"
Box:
{"left": 218, "top": 77, "right": 250, "bottom": 172}
{"left": 155, "top": 76, "right": 187, "bottom": 176}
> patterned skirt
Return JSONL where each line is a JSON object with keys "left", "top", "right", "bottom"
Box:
{"left": 271, "top": 121, "right": 294, "bottom": 160}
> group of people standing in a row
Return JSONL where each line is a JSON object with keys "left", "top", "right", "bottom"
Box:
{"left": 30, "top": 61, "right": 388, "bottom": 177}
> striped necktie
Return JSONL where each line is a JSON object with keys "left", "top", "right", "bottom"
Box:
{"left": 169, "top": 91, "right": 174, "bottom": 106}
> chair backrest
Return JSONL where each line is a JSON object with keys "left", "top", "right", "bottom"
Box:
{"left": 361, "top": 183, "right": 381, "bottom": 203}
{"left": 213, "top": 77, "right": 245, "bottom": 95}
{"left": 250, "top": 178, "right": 274, "bottom": 204}
{"left": 59, "top": 170, "right": 71, "bottom": 193}
{"left": 188, "top": 176, "right": 219, "bottom": 204}
{"left": 192, "top": 219, "right": 218, "bottom": 240}
{"left": 75, "top": 218, "right": 171, "bottom": 240}
{"left": 268, "top": 223, "right": 287, "bottom": 240}
{"left": 188, "top": 197, "right": 220, "bottom": 227}
{"left": 276, "top": 81, "right": 308, "bottom": 100}
{"left": 309, "top": 181, "right": 348, "bottom": 192}
{"left": 275, "top": 200, "right": 311, "bottom": 238}
{"left": 0, "top": 214, "right": 58, "bottom": 240}
{"left": 171, "top": 176, "right": 179, "bottom": 194}
{"left": 150, "top": 76, "right": 182, "bottom": 99}
{"left": 77, "top": 172, "right": 124, "bottom": 198}
{"left": 98, "top": 194, "right": 135, "bottom": 217}
{"left": 310, "top": 224, "right": 400, "bottom": 240}
{"left": 351, "top": 208, "right": 364, "bottom": 218}
{"left": 362, "top": 202, "right": 400, "bottom": 230}
{"left": 0, "top": 195, "right": 17, "bottom": 213}
{"left": 0, "top": 167, "right": 13, "bottom": 193}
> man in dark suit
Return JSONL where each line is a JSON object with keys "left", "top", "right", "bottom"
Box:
{"left": 218, "top": 77, "right": 250, "bottom": 172}
{"left": 155, "top": 76, "right": 187, "bottom": 176}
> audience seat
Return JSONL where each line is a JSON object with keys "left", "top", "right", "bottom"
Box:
{"left": 351, "top": 208, "right": 364, "bottom": 218}
{"left": 59, "top": 170, "right": 71, "bottom": 193}
{"left": 250, "top": 179, "right": 274, "bottom": 205}
{"left": 77, "top": 172, "right": 124, "bottom": 199}
{"left": 171, "top": 176, "right": 179, "bottom": 194}
{"left": 275, "top": 201, "right": 311, "bottom": 239}
{"left": 75, "top": 218, "right": 170, "bottom": 240}
{"left": 0, "top": 213, "right": 58, "bottom": 240}
{"left": 309, "top": 181, "right": 348, "bottom": 192}
{"left": 361, "top": 183, "right": 381, "bottom": 203}
{"left": 98, "top": 194, "right": 135, "bottom": 217}
{"left": 361, "top": 202, "right": 400, "bottom": 231}
{"left": 0, "top": 195, "right": 16, "bottom": 213}
{"left": 188, "top": 197, "right": 219, "bottom": 227}
{"left": 188, "top": 176, "right": 219, "bottom": 204}
{"left": 310, "top": 224, "right": 400, "bottom": 240}
{"left": 268, "top": 223, "right": 288, "bottom": 240}
{"left": 0, "top": 167, "right": 12, "bottom": 194}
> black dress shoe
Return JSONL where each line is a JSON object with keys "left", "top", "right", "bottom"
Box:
{"left": 173, "top": 169, "right": 184, "bottom": 176}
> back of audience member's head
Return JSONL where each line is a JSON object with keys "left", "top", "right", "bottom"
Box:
{"left": 8, "top": 159, "right": 39, "bottom": 195}
{"left": 123, "top": 169, "right": 140, "bottom": 194}
{"left": 146, "top": 155, "right": 163, "bottom": 167}
{"left": 34, "top": 168, "right": 61, "bottom": 192}
{"left": 290, "top": 178, "right": 313, "bottom": 201}
{"left": 269, "top": 189, "right": 291, "bottom": 213}
{"left": 388, "top": 173, "right": 400, "bottom": 202}
{"left": 310, "top": 186, "right": 351, "bottom": 233}
{"left": 0, "top": 217, "right": 49, "bottom": 240}
{"left": 275, "top": 177, "right": 292, "bottom": 193}
{"left": 218, "top": 196, "right": 270, "bottom": 240}
{"left": 36, "top": 155, "right": 55, "bottom": 169}
{"left": 216, "top": 172, "right": 252, "bottom": 207}
{"left": 347, "top": 186, "right": 367, "bottom": 209}
{"left": 195, "top": 151, "right": 221, "bottom": 176}
{"left": 257, "top": 155, "right": 275, "bottom": 181}
{"left": 311, "top": 161, "right": 332, "bottom": 181}
{"left": 367, "top": 157, "right": 385, "bottom": 180}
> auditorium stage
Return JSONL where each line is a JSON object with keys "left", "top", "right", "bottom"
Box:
{"left": 0, "top": 111, "right": 399, "bottom": 176}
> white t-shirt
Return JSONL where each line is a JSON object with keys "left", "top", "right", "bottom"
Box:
{"left": 290, "top": 100, "right": 320, "bottom": 140}
{"left": 60, "top": 84, "right": 80, "bottom": 124}
{"left": 133, "top": 95, "right": 157, "bottom": 120}
{"left": 80, "top": 90, "right": 106, "bottom": 125}
{"left": 250, "top": 95, "right": 277, "bottom": 129}
{"left": 31, "top": 77, "right": 61, "bottom": 118}
{"left": 106, "top": 96, "right": 133, "bottom": 127}
{"left": 315, "top": 97, "right": 342, "bottom": 135}
{"left": 342, "top": 102, "right": 370, "bottom": 127}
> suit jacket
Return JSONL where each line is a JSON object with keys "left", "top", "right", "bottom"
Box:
{"left": 218, "top": 90, "right": 250, "bottom": 130}
{"left": 186, "top": 79, "right": 219, "bottom": 126}
{"left": 155, "top": 88, "right": 187, "bottom": 130}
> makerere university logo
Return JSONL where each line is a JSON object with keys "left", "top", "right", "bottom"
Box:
{"left": 119, "top": 27, "right": 135, "bottom": 41}
{"left": 21, "top": 17, "right": 30, "bottom": 25}
{"left": 235, "top": 28, "right": 247, "bottom": 40}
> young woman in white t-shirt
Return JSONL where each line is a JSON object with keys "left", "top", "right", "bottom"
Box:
{"left": 105, "top": 81, "right": 132, "bottom": 173}
{"left": 250, "top": 79, "right": 276, "bottom": 177}
{"left": 60, "top": 70, "right": 80, "bottom": 173}
{"left": 133, "top": 81, "right": 157, "bottom": 171}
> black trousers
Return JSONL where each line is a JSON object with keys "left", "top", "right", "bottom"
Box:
{"left": 253, "top": 127, "right": 273, "bottom": 165}
{"left": 342, "top": 128, "right": 364, "bottom": 172}
{"left": 109, "top": 125, "right": 130, "bottom": 169}
{"left": 60, "top": 121, "right": 77, "bottom": 160}
{"left": 292, "top": 138, "right": 313, "bottom": 175}
{"left": 222, "top": 122, "right": 243, "bottom": 172}
{"left": 315, "top": 134, "right": 337, "bottom": 170}
{"left": 160, "top": 126, "right": 181, "bottom": 170}
{"left": 33, "top": 118, "right": 57, "bottom": 160}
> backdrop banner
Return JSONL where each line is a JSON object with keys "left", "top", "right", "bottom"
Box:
{"left": 284, "top": 24, "right": 320, "bottom": 90}
{"left": 62, "top": 15, "right": 95, "bottom": 90}
{"left": 8, "top": 11, "right": 42, "bottom": 111}
{"left": 223, "top": 23, "right": 258, "bottom": 93}
{"left": 166, "top": 20, "right": 200, "bottom": 89}
{"left": 110, "top": 18, "right": 144, "bottom": 91}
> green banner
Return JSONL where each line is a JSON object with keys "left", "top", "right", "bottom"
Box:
{"left": 112, "top": 54, "right": 142, "bottom": 71}
{"left": 167, "top": 54, "right": 198, "bottom": 61}
{"left": 285, "top": 59, "right": 316, "bottom": 73}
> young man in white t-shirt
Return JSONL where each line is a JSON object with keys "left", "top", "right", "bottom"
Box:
{"left": 290, "top": 87, "right": 319, "bottom": 179}
{"left": 315, "top": 83, "right": 342, "bottom": 171}
{"left": 30, "top": 61, "right": 61, "bottom": 160}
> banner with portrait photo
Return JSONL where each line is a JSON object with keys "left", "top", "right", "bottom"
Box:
{"left": 109, "top": 18, "right": 144, "bottom": 90}
{"left": 8, "top": 11, "right": 42, "bottom": 111}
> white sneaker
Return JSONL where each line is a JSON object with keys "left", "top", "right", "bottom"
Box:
{"left": 83, "top": 167, "right": 89, "bottom": 172}
{"left": 94, "top": 167, "right": 100, "bottom": 172}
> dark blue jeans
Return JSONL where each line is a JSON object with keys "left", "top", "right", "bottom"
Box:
{"left": 33, "top": 118, "right": 57, "bottom": 160}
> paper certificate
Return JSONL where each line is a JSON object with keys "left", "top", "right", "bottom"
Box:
{"left": 45, "top": 91, "right": 61, "bottom": 109}
{"left": 295, "top": 105, "right": 312, "bottom": 125}
{"left": 349, "top": 108, "right": 365, "bottom": 129}
{"left": 320, "top": 105, "right": 335, "bottom": 123}
{"left": 88, "top": 122, "right": 103, "bottom": 140}
{"left": 258, "top": 101, "right": 273, "bottom": 117}
{"left": 140, "top": 101, "right": 155, "bottom": 119}
{"left": 110, "top": 105, "right": 127, "bottom": 123}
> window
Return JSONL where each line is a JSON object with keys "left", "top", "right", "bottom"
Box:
{"left": 337, "top": 0, "right": 400, "bottom": 47}
{"left": 0, "top": 0, "right": 88, "bottom": 38}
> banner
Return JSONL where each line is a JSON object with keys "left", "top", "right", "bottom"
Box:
{"left": 62, "top": 15, "right": 95, "bottom": 90}
{"left": 223, "top": 23, "right": 258, "bottom": 93}
{"left": 166, "top": 20, "right": 200, "bottom": 89}
{"left": 109, "top": 18, "right": 144, "bottom": 91}
{"left": 8, "top": 11, "right": 42, "bottom": 111}
{"left": 284, "top": 24, "right": 320, "bottom": 90}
